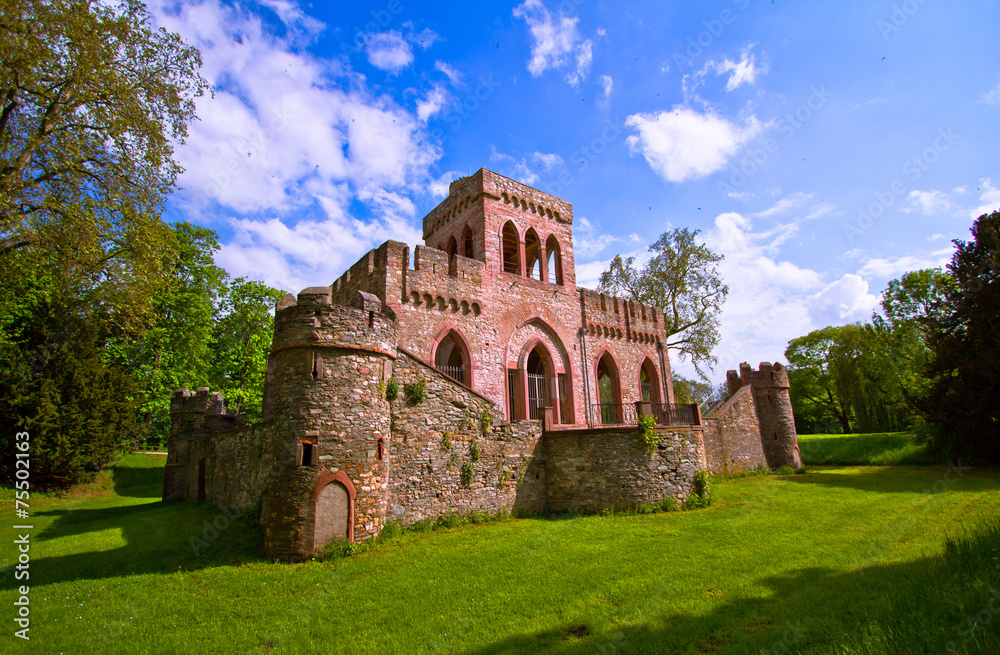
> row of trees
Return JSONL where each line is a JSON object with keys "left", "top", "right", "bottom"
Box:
{"left": 785, "top": 210, "right": 999, "bottom": 464}
{"left": 0, "top": 1, "right": 287, "bottom": 487}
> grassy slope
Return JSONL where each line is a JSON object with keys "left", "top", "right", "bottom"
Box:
{"left": 1, "top": 455, "right": 998, "bottom": 654}
{"left": 798, "top": 432, "right": 934, "bottom": 466}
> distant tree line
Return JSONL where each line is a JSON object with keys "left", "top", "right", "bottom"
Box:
{"left": 785, "top": 210, "right": 1000, "bottom": 464}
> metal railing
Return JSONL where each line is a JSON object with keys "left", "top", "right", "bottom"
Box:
{"left": 436, "top": 364, "right": 464, "bottom": 385}
{"left": 590, "top": 402, "right": 699, "bottom": 427}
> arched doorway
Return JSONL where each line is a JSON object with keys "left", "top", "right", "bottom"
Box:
{"left": 525, "top": 345, "right": 550, "bottom": 420}
{"left": 639, "top": 358, "right": 662, "bottom": 404}
{"left": 314, "top": 482, "right": 349, "bottom": 553}
{"left": 596, "top": 352, "right": 622, "bottom": 425}
{"left": 434, "top": 330, "right": 470, "bottom": 386}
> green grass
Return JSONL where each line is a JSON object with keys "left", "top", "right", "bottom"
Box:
{"left": 2, "top": 455, "right": 1000, "bottom": 654}
{"left": 798, "top": 431, "right": 935, "bottom": 466}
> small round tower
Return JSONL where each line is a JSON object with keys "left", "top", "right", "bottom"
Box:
{"left": 263, "top": 287, "right": 398, "bottom": 560}
{"left": 728, "top": 362, "right": 801, "bottom": 469}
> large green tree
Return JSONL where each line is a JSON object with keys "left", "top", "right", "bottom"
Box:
{"left": 0, "top": 0, "right": 206, "bottom": 485}
{"left": 919, "top": 210, "right": 1000, "bottom": 463}
{"left": 599, "top": 228, "right": 728, "bottom": 375}
{"left": 211, "top": 278, "right": 285, "bottom": 424}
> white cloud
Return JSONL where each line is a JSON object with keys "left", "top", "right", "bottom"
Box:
{"left": 752, "top": 192, "right": 814, "bottom": 218}
{"left": 712, "top": 48, "right": 762, "bottom": 91}
{"left": 598, "top": 74, "right": 613, "bottom": 107}
{"left": 855, "top": 252, "right": 953, "bottom": 279}
{"left": 365, "top": 31, "right": 413, "bottom": 71}
{"left": 572, "top": 216, "right": 641, "bottom": 260}
{"left": 981, "top": 79, "right": 1000, "bottom": 105}
{"left": 416, "top": 85, "right": 450, "bottom": 122}
{"left": 970, "top": 179, "right": 1000, "bottom": 217}
{"left": 904, "top": 189, "right": 952, "bottom": 215}
{"left": 809, "top": 274, "right": 879, "bottom": 325}
{"left": 148, "top": 0, "right": 442, "bottom": 293}
{"left": 513, "top": 0, "right": 594, "bottom": 87}
{"left": 625, "top": 107, "right": 762, "bottom": 183}
{"left": 489, "top": 149, "right": 564, "bottom": 186}
{"left": 434, "top": 60, "right": 462, "bottom": 85}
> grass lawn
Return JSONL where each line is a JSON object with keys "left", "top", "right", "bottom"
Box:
{"left": 1, "top": 454, "right": 999, "bottom": 654}
{"left": 798, "top": 431, "right": 935, "bottom": 466}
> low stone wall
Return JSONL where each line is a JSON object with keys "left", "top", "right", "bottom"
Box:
{"left": 387, "top": 350, "right": 546, "bottom": 525}
{"left": 702, "top": 385, "right": 767, "bottom": 475}
{"left": 544, "top": 426, "right": 705, "bottom": 513}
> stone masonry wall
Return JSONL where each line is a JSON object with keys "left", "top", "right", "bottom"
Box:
{"left": 544, "top": 426, "right": 705, "bottom": 513}
{"left": 702, "top": 385, "right": 767, "bottom": 475}
{"left": 727, "top": 362, "right": 801, "bottom": 469}
{"left": 387, "top": 350, "right": 546, "bottom": 525}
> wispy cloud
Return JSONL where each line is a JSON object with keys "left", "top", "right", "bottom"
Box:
{"left": 513, "top": 0, "right": 594, "bottom": 87}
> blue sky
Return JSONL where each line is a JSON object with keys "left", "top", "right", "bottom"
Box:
{"left": 151, "top": 0, "right": 1000, "bottom": 382}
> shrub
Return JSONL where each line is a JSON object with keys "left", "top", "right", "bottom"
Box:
{"left": 638, "top": 415, "right": 658, "bottom": 456}
{"left": 685, "top": 470, "right": 713, "bottom": 510}
{"left": 468, "top": 439, "right": 481, "bottom": 462}
{"left": 385, "top": 378, "right": 399, "bottom": 402}
{"left": 460, "top": 461, "right": 474, "bottom": 487}
{"left": 440, "top": 431, "right": 452, "bottom": 451}
{"left": 479, "top": 406, "right": 493, "bottom": 437}
{"left": 404, "top": 379, "right": 425, "bottom": 404}
{"left": 775, "top": 465, "right": 795, "bottom": 475}
{"left": 658, "top": 496, "right": 678, "bottom": 512}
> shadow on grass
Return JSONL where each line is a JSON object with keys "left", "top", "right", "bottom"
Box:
{"left": 781, "top": 466, "right": 1000, "bottom": 496}
{"left": 109, "top": 453, "right": 168, "bottom": 498}
{"left": 459, "top": 520, "right": 1000, "bottom": 655}
{"left": 0, "top": 500, "right": 264, "bottom": 589}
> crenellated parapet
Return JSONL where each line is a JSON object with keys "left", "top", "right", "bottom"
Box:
{"left": 726, "top": 362, "right": 800, "bottom": 469}
{"left": 579, "top": 288, "right": 664, "bottom": 345}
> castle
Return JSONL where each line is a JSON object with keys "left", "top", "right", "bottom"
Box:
{"left": 163, "top": 169, "right": 800, "bottom": 560}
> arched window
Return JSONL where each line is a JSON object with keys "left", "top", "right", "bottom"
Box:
{"left": 462, "top": 225, "right": 474, "bottom": 259}
{"left": 524, "top": 229, "right": 542, "bottom": 281}
{"left": 501, "top": 222, "right": 521, "bottom": 275}
{"left": 545, "top": 235, "right": 562, "bottom": 285}
{"left": 434, "top": 330, "right": 471, "bottom": 386}
{"left": 596, "top": 352, "right": 622, "bottom": 425}
{"left": 446, "top": 236, "right": 458, "bottom": 260}
{"left": 639, "top": 358, "right": 662, "bottom": 404}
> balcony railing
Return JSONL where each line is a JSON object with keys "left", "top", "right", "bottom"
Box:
{"left": 590, "top": 402, "right": 700, "bottom": 427}
{"left": 436, "top": 364, "right": 464, "bottom": 385}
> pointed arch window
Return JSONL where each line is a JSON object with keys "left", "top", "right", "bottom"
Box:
{"left": 462, "top": 225, "right": 475, "bottom": 259}
{"left": 434, "top": 330, "right": 471, "bottom": 386}
{"left": 596, "top": 352, "right": 622, "bottom": 425}
{"left": 501, "top": 222, "right": 521, "bottom": 275}
{"left": 545, "top": 235, "right": 563, "bottom": 285}
{"left": 524, "top": 229, "right": 542, "bottom": 281}
{"left": 639, "top": 359, "right": 662, "bottom": 404}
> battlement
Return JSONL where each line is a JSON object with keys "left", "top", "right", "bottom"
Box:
{"left": 727, "top": 362, "right": 790, "bottom": 394}
{"left": 579, "top": 288, "right": 663, "bottom": 343}
{"left": 425, "top": 169, "right": 573, "bottom": 242}
{"left": 272, "top": 287, "right": 398, "bottom": 358}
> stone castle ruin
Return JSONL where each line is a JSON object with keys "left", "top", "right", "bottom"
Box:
{"left": 163, "top": 169, "right": 800, "bottom": 560}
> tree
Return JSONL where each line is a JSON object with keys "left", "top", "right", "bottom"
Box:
{"left": 785, "top": 326, "right": 856, "bottom": 433}
{"left": 211, "top": 278, "right": 285, "bottom": 424}
{"left": 919, "top": 210, "right": 1000, "bottom": 463}
{"left": 112, "top": 223, "right": 228, "bottom": 447}
{"left": 0, "top": 0, "right": 207, "bottom": 332}
{"left": 671, "top": 375, "right": 713, "bottom": 406}
{"left": 0, "top": 0, "right": 206, "bottom": 483}
{"left": 599, "top": 228, "right": 728, "bottom": 375}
